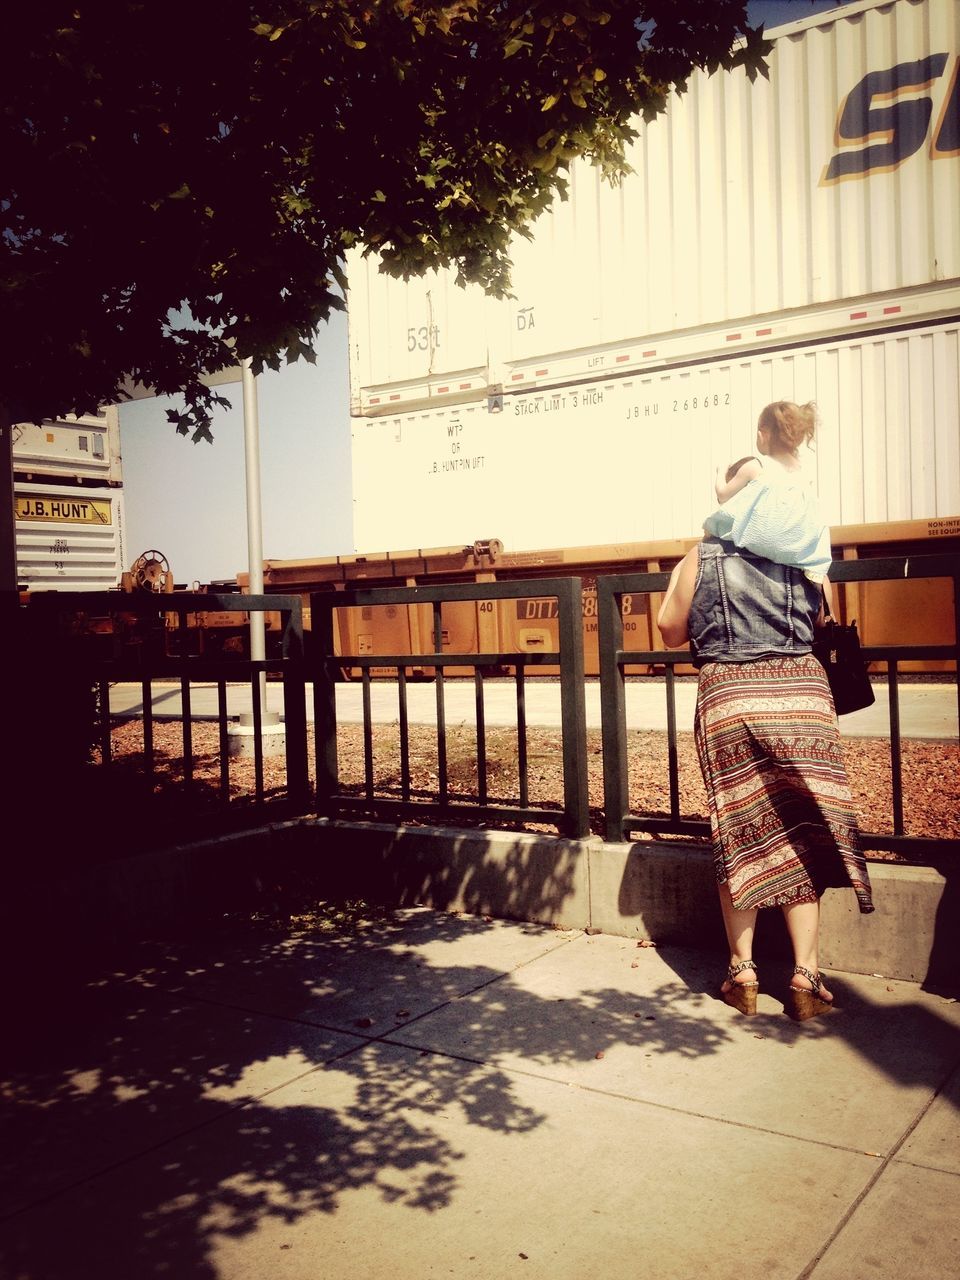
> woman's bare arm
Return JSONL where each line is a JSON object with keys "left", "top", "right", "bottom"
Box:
{"left": 656, "top": 547, "right": 699, "bottom": 648}
{"left": 816, "top": 577, "right": 834, "bottom": 627}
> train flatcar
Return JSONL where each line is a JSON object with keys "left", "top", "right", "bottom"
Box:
{"left": 249, "top": 517, "right": 959, "bottom": 678}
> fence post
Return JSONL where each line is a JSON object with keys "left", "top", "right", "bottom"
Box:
{"left": 310, "top": 592, "right": 339, "bottom": 815}
{"left": 281, "top": 599, "right": 310, "bottom": 805}
{"left": 598, "top": 576, "right": 628, "bottom": 843}
{"left": 556, "top": 577, "right": 590, "bottom": 838}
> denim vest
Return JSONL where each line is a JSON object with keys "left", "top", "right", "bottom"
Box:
{"left": 688, "top": 537, "right": 821, "bottom": 666}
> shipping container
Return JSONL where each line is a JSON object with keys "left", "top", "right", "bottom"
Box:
{"left": 351, "top": 318, "right": 960, "bottom": 553}
{"left": 13, "top": 408, "right": 126, "bottom": 592}
{"left": 12, "top": 409, "right": 123, "bottom": 487}
{"left": 347, "top": 0, "right": 960, "bottom": 418}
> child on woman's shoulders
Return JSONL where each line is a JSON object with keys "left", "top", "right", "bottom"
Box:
{"left": 704, "top": 399, "right": 831, "bottom": 584}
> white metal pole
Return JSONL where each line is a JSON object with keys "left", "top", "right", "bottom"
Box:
{"left": 240, "top": 357, "right": 269, "bottom": 718}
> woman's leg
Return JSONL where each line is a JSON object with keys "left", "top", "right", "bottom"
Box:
{"left": 781, "top": 899, "right": 834, "bottom": 1002}
{"left": 718, "top": 882, "right": 758, "bottom": 992}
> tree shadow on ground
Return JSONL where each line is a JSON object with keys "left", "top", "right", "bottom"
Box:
{"left": 4, "top": 900, "right": 959, "bottom": 1279}
{"left": 0, "top": 910, "right": 736, "bottom": 1280}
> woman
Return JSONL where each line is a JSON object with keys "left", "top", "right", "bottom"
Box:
{"left": 657, "top": 536, "right": 873, "bottom": 1021}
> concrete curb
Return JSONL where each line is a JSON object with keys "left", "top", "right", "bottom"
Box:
{"left": 15, "top": 819, "right": 957, "bottom": 989}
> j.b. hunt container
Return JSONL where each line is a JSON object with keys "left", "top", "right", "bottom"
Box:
{"left": 13, "top": 408, "right": 126, "bottom": 592}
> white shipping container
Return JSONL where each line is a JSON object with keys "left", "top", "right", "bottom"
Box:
{"left": 13, "top": 408, "right": 126, "bottom": 591}
{"left": 351, "top": 317, "right": 960, "bottom": 554}
{"left": 12, "top": 408, "right": 123, "bottom": 485}
{"left": 14, "top": 482, "right": 126, "bottom": 592}
{"left": 346, "top": 0, "right": 960, "bottom": 414}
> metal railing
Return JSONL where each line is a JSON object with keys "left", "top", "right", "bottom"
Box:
{"left": 310, "top": 577, "right": 591, "bottom": 837}
{"left": 18, "top": 554, "right": 959, "bottom": 863}
{"left": 23, "top": 590, "right": 310, "bottom": 810}
{"left": 598, "top": 552, "right": 960, "bottom": 859}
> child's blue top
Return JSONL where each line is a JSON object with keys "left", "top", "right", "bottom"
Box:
{"left": 702, "top": 454, "right": 831, "bottom": 583}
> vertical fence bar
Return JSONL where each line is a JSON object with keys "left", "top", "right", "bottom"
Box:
{"left": 281, "top": 601, "right": 310, "bottom": 806}
{"left": 398, "top": 667, "right": 410, "bottom": 801}
{"left": 433, "top": 602, "right": 448, "bottom": 803}
{"left": 180, "top": 614, "right": 193, "bottom": 789}
{"left": 665, "top": 664, "right": 681, "bottom": 822}
{"left": 475, "top": 667, "right": 488, "bottom": 806}
{"left": 251, "top": 666, "right": 264, "bottom": 802}
{"left": 141, "top": 679, "right": 153, "bottom": 778}
{"left": 556, "top": 577, "right": 590, "bottom": 838}
{"left": 516, "top": 667, "right": 529, "bottom": 808}
{"left": 598, "top": 578, "right": 629, "bottom": 843}
{"left": 311, "top": 593, "right": 339, "bottom": 815}
{"left": 99, "top": 676, "right": 112, "bottom": 765}
{"left": 888, "top": 660, "right": 904, "bottom": 836}
{"left": 218, "top": 680, "right": 230, "bottom": 804}
{"left": 362, "top": 668, "right": 374, "bottom": 800}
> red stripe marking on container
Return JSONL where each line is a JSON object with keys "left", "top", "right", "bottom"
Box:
{"left": 616, "top": 354, "right": 630, "bottom": 363}
{"left": 643, "top": 350, "right": 657, "bottom": 358}
{"left": 726, "top": 333, "right": 742, "bottom": 342}
{"left": 883, "top": 306, "right": 901, "bottom": 315}
{"left": 850, "top": 310, "right": 868, "bottom": 320}
{"left": 459, "top": 382, "right": 471, "bottom": 390}
{"left": 511, "top": 373, "right": 525, "bottom": 381}
{"left": 437, "top": 386, "right": 449, "bottom": 393}
{"left": 369, "top": 397, "right": 381, "bottom": 404}
{"left": 389, "top": 394, "right": 401, "bottom": 401}
{"left": 536, "top": 369, "right": 548, "bottom": 376}
{"left": 756, "top": 328, "right": 772, "bottom": 336}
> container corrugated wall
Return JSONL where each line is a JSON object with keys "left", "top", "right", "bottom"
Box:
{"left": 346, "top": 0, "right": 960, "bottom": 412}
{"left": 13, "top": 408, "right": 126, "bottom": 590}
{"left": 351, "top": 320, "right": 960, "bottom": 553}
{"left": 14, "top": 484, "right": 126, "bottom": 592}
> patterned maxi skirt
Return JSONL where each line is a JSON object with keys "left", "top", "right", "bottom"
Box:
{"left": 694, "top": 655, "right": 874, "bottom": 914}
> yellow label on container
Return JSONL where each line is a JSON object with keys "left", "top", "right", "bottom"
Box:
{"left": 15, "top": 495, "right": 112, "bottom": 524}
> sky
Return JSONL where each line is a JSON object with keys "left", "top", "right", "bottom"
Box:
{"left": 118, "top": 0, "right": 848, "bottom": 587}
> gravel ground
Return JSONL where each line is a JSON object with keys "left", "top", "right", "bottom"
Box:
{"left": 104, "top": 716, "right": 959, "bottom": 860}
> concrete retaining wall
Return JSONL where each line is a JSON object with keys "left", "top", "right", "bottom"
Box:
{"left": 17, "top": 820, "right": 958, "bottom": 990}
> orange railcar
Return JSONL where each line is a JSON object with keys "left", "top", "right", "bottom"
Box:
{"left": 244, "top": 518, "right": 959, "bottom": 678}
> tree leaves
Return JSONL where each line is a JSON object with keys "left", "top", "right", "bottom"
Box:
{"left": 0, "top": 1, "right": 769, "bottom": 439}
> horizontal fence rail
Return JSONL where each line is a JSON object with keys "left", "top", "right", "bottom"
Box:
{"left": 310, "top": 578, "right": 590, "bottom": 838}
{"left": 598, "top": 553, "right": 960, "bottom": 860}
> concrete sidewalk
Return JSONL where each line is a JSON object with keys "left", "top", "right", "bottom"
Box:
{"left": 3, "top": 907, "right": 958, "bottom": 1280}
{"left": 107, "top": 678, "right": 960, "bottom": 739}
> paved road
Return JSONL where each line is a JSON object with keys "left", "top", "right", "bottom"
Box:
{"left": 108, "top": 677, "right": 960, "bottom": 740}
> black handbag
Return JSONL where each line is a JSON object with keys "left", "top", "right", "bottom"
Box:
{"left": 813, "top": 605, "right": 875, "bottom": 716}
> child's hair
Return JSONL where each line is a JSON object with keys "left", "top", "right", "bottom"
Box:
{"left": 758, "top": 400, "right": 818, "bottom": 452}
